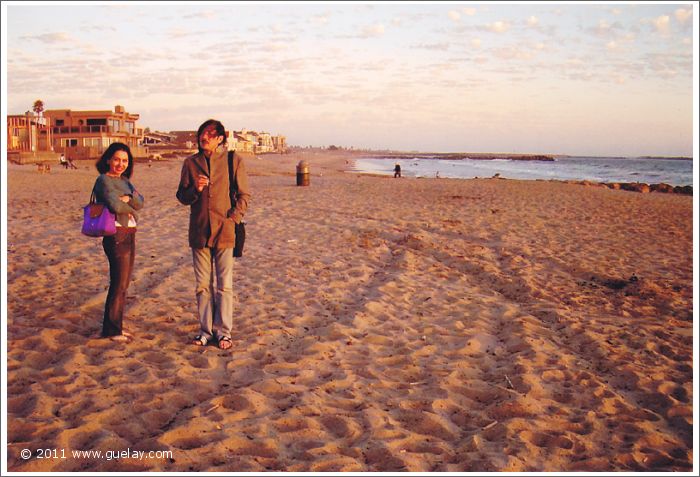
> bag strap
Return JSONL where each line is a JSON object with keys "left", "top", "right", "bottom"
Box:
{"left": 228, "top": 151, "right": 238, "bottom": 208}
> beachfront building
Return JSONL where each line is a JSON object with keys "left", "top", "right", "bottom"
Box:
{"left": 169, "top": 130, "right": 198, "bottom": 150}
{"left": 229, "top": 130, "right": 256, "bottom": 153}
{"left": 7, "top": 112, "right": 53, "bottom": 152}
{"left": 257, "top": 132, "right": 274, "bottom": 153}
{"left": 142, "top": 130, "right": 177, "bottom": 145}
{"left": 42, "top": 105, "right": 147, "bottom": 160}
{"left": 227, "top": 129, "right": 286, "bottom": 153}
{"left": 6, "top": 112, "right": 59, "bottom": 164}
{"left": 272, "top": 135, "right": 287, "bottom": 153}
{"left": 155, "top": 128, "right": 287, "bottom": 154}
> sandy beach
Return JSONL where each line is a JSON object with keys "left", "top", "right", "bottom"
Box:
{"left": 5, "top": 151, "right": 694, "bottom": 472}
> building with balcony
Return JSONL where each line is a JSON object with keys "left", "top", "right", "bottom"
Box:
{"left": 272, "top": 135, "right": 287, "bottom": 153}
{"left": 229, "top": 130, "right": 255, "bottom": 153}
{"left": 42, "top": 105, "right": 147, "bottom": 160}
{"left": 228, "top": 129, "right": 286, "bottom": 154}
{"left": 7, "top": 112, "right": 59, "bottom": 164}
{"left": 257, "top": 132, "right": 274, "bottom": 153}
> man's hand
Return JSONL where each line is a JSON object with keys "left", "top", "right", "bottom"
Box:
{"left": 196, "top": 174, "right": 210, "bottom": 192}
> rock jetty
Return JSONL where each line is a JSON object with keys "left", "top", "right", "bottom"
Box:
{"left": 566, "top": 180, "right": 692, "bottom": 195}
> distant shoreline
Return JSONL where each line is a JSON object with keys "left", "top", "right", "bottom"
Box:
{"left": 348, "top": 151, "right": 693, "bottom": 162}
{"left": 359, "top": 152, "right": 555, "bottom": 161}
{"left": 554, "top": 155, "right": 693, "bottom": 161}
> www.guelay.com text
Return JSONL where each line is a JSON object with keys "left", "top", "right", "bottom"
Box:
{"left": 21, "top": 448, "right": 173, "bottom": 461}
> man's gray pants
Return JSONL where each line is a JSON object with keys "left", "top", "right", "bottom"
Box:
{"left": 192, "top": 247, "right": 234, "bottom": 341}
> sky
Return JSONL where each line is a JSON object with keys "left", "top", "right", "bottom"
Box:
{"left": 2, "top": 1, "right": 697, "bottom": 156}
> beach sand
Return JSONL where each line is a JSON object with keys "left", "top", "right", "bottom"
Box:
{"left": 5, "top": 151, "right": 694, "bottom": 472}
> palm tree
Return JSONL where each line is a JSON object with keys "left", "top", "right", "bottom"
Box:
{"left": 33, "top": 99, "right": 44, "bottom": 116}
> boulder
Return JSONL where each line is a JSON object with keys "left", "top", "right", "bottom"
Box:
{"left": 650, "top": 183, "right": 675, "bottom": 193}
{"left": 673, "top": 185, "right": 693, "bottom": 195}
{"left": 619, "top": 182, "right": 650, "bottom": 193}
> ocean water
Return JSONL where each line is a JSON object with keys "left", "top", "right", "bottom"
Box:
{"left": 352, "top": 155, "right": 694, "bottom": 187}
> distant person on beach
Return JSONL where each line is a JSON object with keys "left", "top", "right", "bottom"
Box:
{"left": 59, "top": 153, "right": 68, "bottom": 169}
{"left": 92, "top": 143, "right": 144, "bottom": 342}
{"left": 68, "top": 157, "right": 78, "bottom": 169}
{"left": 394, "top": 162, "right": 401, "bottom": 178}
{"left": 176, "top": 119, "right": 250, "bottom": 350}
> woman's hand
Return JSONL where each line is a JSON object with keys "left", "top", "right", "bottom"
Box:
{"left": 119, "top": 195, "right": 130, "bottom": 203}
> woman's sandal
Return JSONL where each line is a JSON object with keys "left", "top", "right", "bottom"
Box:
{"left": 218, "top": 336, "right": 232, "bottom": 350}
{"left": 192, "top": 335, "right": 209, "bottom": 346}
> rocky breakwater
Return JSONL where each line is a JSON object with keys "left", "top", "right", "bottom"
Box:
{"left": 376, "top": 152, "right": 556, "bottom": 161}
{"left": 567, "top": 180, "right": 693, "bottom": 195}
{"left": 465, "top": 153, "right": 555, "bottom": 161}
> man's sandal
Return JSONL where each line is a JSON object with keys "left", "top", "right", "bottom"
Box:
{"left": 218, "top": 336, "right": 232, "bottom": 350}
{"left": 192, "top": 335, "right": 209, "bottom": 346}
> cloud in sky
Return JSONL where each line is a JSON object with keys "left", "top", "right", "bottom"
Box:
{"left": 360, "top": 23, "right": 385, "bottom": 38}
{"left": 3, "top": 3, "right": 694, "bottom": 156}
{"left": 591, "top": 19, "right": 615, "bottom": 37}
{"left": 312, "top": 13, "right": 329, "bottom": 25}
{"left": 183, "top": 10, "right": 217, "bottom": 20}
{"left": 651, "top": 15, "right": 671, "bottom": 35}
{"left": 674, "top": 8, "right": 692, "bottom": 25}
{"left": 413, "top": 42, "right": 450, "bottom": 51}
{"left": 486, "top": 21, "right": 510, "bottom": 33}
{"left": 20, "top": 31, "right": 73, "bottom": 43}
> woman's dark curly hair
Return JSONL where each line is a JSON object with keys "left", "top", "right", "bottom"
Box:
{"left": 95, "top": 142, "right": 134, "bottom": 178}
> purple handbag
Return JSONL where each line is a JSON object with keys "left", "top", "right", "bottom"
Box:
{"left": 81, "top": 192, "right": 116, "bottom": 237}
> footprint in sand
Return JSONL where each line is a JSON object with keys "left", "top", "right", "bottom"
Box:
{"left": 521, "top": 430, "right": 574, "bottom": 450}
{"left": 363, "top": 446, "right": 406, "bottom": 472}
{"left": 273, "top": 416, "right": 309, "bottom": 433}
{"left": 221, "top": 393, "right": 254, "bottom": 413}
{"left": 8, "top": 420, "right": 38, "bottom": 443}
{"left": 8, "top": 394, "right": 37, "bottom": 418}
{"left": 319, "top": 415, "right": 358, "bottom": 439}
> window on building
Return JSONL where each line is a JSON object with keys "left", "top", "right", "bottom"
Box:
{"left": 87, "top": 119, "right": 107, "bottom": 125}
{"left": 55, "top": 119, "right": 64, "bottom": 126}
{"left": 61, "top": 138, "right": 78, "bottom": 147}
{"left": 125, "top": 121, "right": 135, "bottom": 134}
{"left": 110, "top": 119, "right": 120, "bottom": 132}
{"left": 84, "top": 138, "right": 101, "bottom": 147}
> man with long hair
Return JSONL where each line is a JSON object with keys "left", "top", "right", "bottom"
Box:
{"left": 176, "top": 119, "right": 251, "bottom": 350}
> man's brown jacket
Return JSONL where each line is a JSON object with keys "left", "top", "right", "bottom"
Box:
{"left": 176, "top": 146, "right": 251, "bottom": 249}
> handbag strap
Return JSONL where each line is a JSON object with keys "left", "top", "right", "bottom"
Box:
{"left": 227, "top": 151, "right": 238, "bottom": 207}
